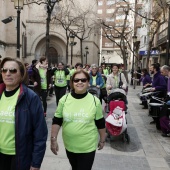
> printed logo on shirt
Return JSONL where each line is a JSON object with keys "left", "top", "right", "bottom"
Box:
{"left": 63, "top": 109, "right": 90, "bottom": 124}
{"left": 0, "top": 106, "right": 15, "bottom": 124}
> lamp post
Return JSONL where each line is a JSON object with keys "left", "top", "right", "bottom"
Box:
{"left": 70, "top": 32, "right": 76, "bottom": 65}
{"left": 166, "top": 0, "right": 170, "bottom": 65}
{"left": 131, "top": 35, "right": 137, "bottom": 85}
{"left": 14, "top": 0, "right": 24, "bottom": 58}
{"left": 85, "top": 46, "right": 89, "bottom": 64}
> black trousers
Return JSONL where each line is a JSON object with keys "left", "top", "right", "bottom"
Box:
{"left": 66, "top": 150, "right": 96, "bottom": 170}
{"left": 0, "top": 152, "right": 16, "bottom": 170}
{"left": 41, "top": 89, "right": 47, "bottom": 113}
{"left": 54, "top": 86, "right": 67, "bottom": 105}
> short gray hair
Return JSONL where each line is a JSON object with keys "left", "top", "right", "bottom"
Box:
{"left": 91, "top": 64, "right": 98, "bottom": 68}
{"left": 161, "top": 65, "right": 170, "bottom": 71}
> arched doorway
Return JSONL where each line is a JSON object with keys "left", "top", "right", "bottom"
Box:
{"left": 48, "top": 47, "right": 58, "bottom": 66}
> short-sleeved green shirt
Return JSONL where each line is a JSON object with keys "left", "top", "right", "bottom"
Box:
{"left": 54, "top": 93, "right": 103, "bottom": 153}
{"left": 0, "top": 89, "right": 19, "bottom": 154}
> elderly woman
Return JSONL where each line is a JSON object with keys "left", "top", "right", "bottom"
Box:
{"left": 89, "top": 64, "right": 104, "bottom": 103}
{"left": 51, "top": 69, "right": 106, "bottom": 170}
{"left": 0, "top": 57, "right": 48, "bottom": 170}
{"left": 106, "top": 64, "right": 127, "bottom": 92}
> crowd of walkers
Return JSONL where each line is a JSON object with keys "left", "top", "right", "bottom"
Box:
{"left": 2, "top": 55, "right": 170, "bottom": 169}
{"left": 0, "top": 56, "right": 130, "bottom": 170}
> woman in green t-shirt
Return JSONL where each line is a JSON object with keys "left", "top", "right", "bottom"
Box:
{"left": 51, "top": 70, "right": 106, "bottom": 170}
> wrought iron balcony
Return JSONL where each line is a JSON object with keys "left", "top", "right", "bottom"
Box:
{"left": 157, "top": 28, "right": 167, "bottom": 46}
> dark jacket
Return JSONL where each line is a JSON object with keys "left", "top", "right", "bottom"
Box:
{"left": 30, "top": 66, "right": 51, "bottom": 95}
{"left": 140, "top": 74, "right": 152, "bottom": 86}
{"left": 0, "top": 83, "right": 48, "bottom": 170}
{"left": 152, "top": 71, "right": 167, "bottom": 91}
{"left": 89, "top": 71, "right": 104, "bottom": 88}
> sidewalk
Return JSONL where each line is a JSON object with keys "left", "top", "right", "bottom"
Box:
{"left": 41, "top": 84, "right": 170, "bottom": 170}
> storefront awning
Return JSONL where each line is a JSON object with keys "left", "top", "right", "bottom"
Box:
{"left": 139, "top": 50, "right": 159, "bottom": 56}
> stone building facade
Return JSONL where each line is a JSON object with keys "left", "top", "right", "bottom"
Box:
{"left": 0, "top": 0, "right": 100, "bottom": 66}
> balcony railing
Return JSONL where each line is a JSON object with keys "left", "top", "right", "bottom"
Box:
{"left": 157, "top": 28, "right": 167, "bottom": 46}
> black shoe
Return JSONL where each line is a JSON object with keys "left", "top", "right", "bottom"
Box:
{"left": 162, "top": 133, "right": 170, "bottom": 137}
{"left": 150, "top": 120, "right": 156, "bottom": 124}
{"left": 139, "top": 103, "right": 143, "bottom": 105}
{"left": 142, "top": 106, "right": 148, "bottom": 109}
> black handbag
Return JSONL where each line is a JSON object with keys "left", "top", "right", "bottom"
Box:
{"left": 119, "top": 73, "right": 123, "bottom": 88}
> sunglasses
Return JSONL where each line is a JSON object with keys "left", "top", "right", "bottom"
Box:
{"left": 73, "top": 78, "right": 88, "bottom": 83}
{"left": 1, "top": 68, "right": 18, "bottom": 74}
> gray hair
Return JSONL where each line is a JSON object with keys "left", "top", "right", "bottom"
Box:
{"left": 161, "top": 65, "right": 170, "bottom": 71}
{"left": 91, "top": 64, "right": 98, "bottom": 68}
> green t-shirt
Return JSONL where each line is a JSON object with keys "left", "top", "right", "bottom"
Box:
{"left": 54, "top": 93, "right": 103, "bottom": 153}
{"left": 103, "top": 69, "right": 108, "bottom": 76}
{"left": 54, "top": 70, "right": 67, "bottom": 87}
{"left": 70, "top": 69, "right": 75, "bottom": 77}
{"left": 92, "top": 76, "right": 97, "bottom": 86}
{"left": 0, "top": 89, "right": 20, "bottom": 155}
{"left": 39, "top": 68, "right": 47, "bottom": 89}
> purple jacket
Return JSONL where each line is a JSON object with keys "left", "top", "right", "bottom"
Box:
{"left": 152, "top": 72, "right": 167, "bottom": 91}
{"left": 140, "top": 74, "right": 152, "bottom": 86}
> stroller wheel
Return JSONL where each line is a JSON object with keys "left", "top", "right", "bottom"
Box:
{"left": 122, "top": 133, "right": 130, "bottom": 143}
{"left": 126, "top": 134, "right": 130, "bottom": 143}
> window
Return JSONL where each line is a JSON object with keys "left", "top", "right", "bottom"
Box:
{"left": 98, "top": 1, "right": 103, "bottom": 6}
{"left": 107, "top": 1, "right": 115, "bottom": 5}
{"left": 105, "top": 42, "right": 113, "bottom": 47}
{"left": 106, "top": 18, "right": 114, "bottom": 22}
{"left": 97, "top": 9, "right": 102, "bottom": 14}
{"left": 106, "top": 9, "right": 114, "bottom": 13}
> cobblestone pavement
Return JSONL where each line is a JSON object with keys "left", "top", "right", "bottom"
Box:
{"left": 41, "top": 83, "right": 170, "bottom": 170}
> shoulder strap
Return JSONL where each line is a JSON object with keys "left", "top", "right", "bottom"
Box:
{"left": 119, "top": 73, "right": 122, "bottom": 81}
{"left": 93, "top": 95, "right": 96, "bottom": 107}
{"left": 64, "top": 93, "right": 69, "bottom": 103}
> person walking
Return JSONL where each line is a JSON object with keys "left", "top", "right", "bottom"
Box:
{"left": 98, "top": 66, "right": 107, "bottom": 104}
{"left": 51, "top": 69, "right": 106, "bottom": 170}
{"left": 51, "top": 62, "right": 69, "bottom": 106}
{"left": 106, "top": 64, "right": 127, "bottom": 92}
{"left": 28, "top": 59, "right": 41, "bottom": 95}
{"left": 36, "top": 57, "right": 51, "bottom": 117}
{"left": 0, "top": 57, "right": 48, "bottom": 170}
{"left": 89, "top": 64, "right": 104, "bottom": 103}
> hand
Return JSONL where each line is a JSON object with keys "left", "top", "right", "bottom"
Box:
{"left": 51, "top": 140, "right": 59, "bottom": 155}
{"left": 96, "top": 85, "right": 100, "bottom": 88}
{"left": 49, "top": 84, "right": 52, "bottom": 89}
{"left": 30, "top": 167, "right": 39, "bottom": 170}
{"left": 34, "top": 82, "right": 38, "bottom": 86}
{"left": 98, "top": 141, "right": 105, "bottom": 150}
{"left": 150, "top": 88, "right": 155, "bottom": 92}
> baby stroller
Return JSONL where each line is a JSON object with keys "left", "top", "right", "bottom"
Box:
{"left": 87, "top": 85, "right": 100, "bottom": 98}
{"left": 105, "top": 88, "right": 130, "bottom": 143}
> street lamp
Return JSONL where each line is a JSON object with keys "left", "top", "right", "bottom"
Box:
{"left": 166, "top": 0, "right": 170, "bottom": 65}
{"left": 131, "top": 35, "right": 137, "bottom": 85}
{"left": 14, "top": 0, "right": 24, "bottom": 58}
{"left": 70, "top": 32, "right": 76, "bottom": 65}
{"left": 85, "top": 46, "right": 89, "bottom": 64}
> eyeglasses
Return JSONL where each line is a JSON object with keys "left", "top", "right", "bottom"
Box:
{"left": 1, "top": 68, "right": 18, "bottom": 74}
{"left": 73, "top": 78, "right": 88, "bottom": 83}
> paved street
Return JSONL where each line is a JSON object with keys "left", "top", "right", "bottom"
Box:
{"left": 41, "top": 83, "right": 170, "bottom": 170}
